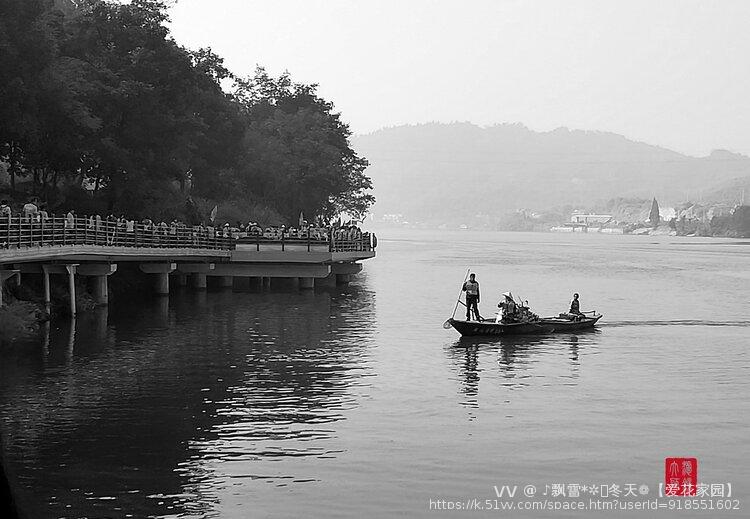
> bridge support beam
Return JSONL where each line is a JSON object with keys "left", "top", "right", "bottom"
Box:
{"left": 155, "top": 273, "right": 170, "bottom": 295}
{"left": 77, "top": 264, "right": 117, "bottom": 306}
{"left": 315, "top": 273, "right": 337, "bottom": 288}
{"left": 177, "top": 274, "right": 188, "bottom": 287}
{"left": 191, "top": 273, "right": 207, "bottom": 290}
{"left": 262, "top": 277, "right": 271, "bottom": 290}
{"left": 89, "top": 275, "right": 108, "bottom": 305}
{"left": 22, "top": 264, "right": 80, "bottom": 313}
{"left": 176, "top": 263, "right": 214, "bottom": 291}
{"left": 208, "top": 263, "right": 329, "bottom": 279}
{"left": 176, "top": 263, "right": 215, "bottom": 273}
{"left": 42, "top": 267, "right": 51, "bottom": 310}
{"left": 330, "top": 262, "right": 363, "bottom": 275}
{"left": 139, "top": 263, "right": 176, "bottom": 296}
{"left": 298, "top": 277, "right": 314, "bottom": 290}
{"left": 66, "top": 264, "right": 77, "bottom": 316}
{"left": 218, "top": 276, "right": 233, "bottom": 289}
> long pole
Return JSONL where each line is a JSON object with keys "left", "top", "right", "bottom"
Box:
{"left": 451, "top": 268, "right": 471, "bottom": 320}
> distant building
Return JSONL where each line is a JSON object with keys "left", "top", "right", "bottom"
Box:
{"left": 677, "top": 204, "right": 708, "bottom": 221}
{"left": 570, "top": 213, "right": 612, "bottom": 225}
{"left": 659, "top": 206, "right": 676, "bottom": 220}
{"left": 380, "top": 213, "right": 404, "bottom": 223}
{"left": 707, "top": 204, "right": 734, "bottom": 219}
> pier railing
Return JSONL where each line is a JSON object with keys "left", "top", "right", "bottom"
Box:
{"left": 231, "top": 232, "right": 375, "bottom": 252}
{"left": 0, "top": 215, "right": 375, "bottom": 255}
{"left": 0, "top": 215, "right": 234, "bottom": 251}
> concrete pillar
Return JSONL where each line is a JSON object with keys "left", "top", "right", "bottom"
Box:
{"left": 176, "top": 263, "right": 214, "bottom": 291}
{"left": 76, "top": 264, "right": 117, "bottom": 305}
{"left": 177, "top": 274, "right": 188, "bottom": 286}
{"left": 336, "top": 273, "right": 351, "bottom": 285}
{"left": 42, "top": 268, "right": 51, "bottom": 310}
{"left": 218, "top": 276, "right": 233, "bottom": 288}
{"left": 89, "top": 275, "right": 108, "bottom": 305}
{"left": 139, "top": 263, "right": 176, "bottom": 295}
{"left": 298, "top": 277, "right": 314, "bottom": 289}
{"left": 66, "top": 264, "right": 77, "bottom": 316}
{"left": 155, "top": 272, "right": 170, "bottom": 295}
{"left": 315, "top": 273, "right": 337, "bottom": 288}
{"left": 191, "top": 273, "right": 207, "bottom": 290}
{"left": 262, "top": 277, "right": 271, "bottom": 290}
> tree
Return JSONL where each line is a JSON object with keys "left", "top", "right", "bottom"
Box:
{"left": 230, "top": 69, "right": 373, "bottom": 222}
{"left": 0, "top": 0, "right": 61, "bottom": 193}
{"left": 648, "top": 197, "right": 660, "bottom": 227}
{"left": 0, "top": 2, "right": 373, "bottom": 223}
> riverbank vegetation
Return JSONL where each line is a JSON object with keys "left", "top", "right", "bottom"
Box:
{"left": 0, "top": 0, "right": 373, "bottom": 224}
{"left": 0, "top": 300, "right": 41, "bottom": 342}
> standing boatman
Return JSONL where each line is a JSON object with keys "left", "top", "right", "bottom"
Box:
{"left": 569, "top": 293, "right": 582, "bottom": 317}
{"left": 462, "top": 273, "right": 482, "bottom": 321}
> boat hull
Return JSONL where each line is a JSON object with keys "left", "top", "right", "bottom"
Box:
{"left": 447, "top": 315, "right": 601, "bottom": 336}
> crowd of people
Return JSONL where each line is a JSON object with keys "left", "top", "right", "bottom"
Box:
{"left": 0, "top": 198, "right": 371, "bottom": 249}
{"left": 213, "top": 220, "right": 366, "bottom": 242}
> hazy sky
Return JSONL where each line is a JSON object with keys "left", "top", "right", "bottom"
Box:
{"left": 168, "top": 0, "right": 750, "bottom": 156}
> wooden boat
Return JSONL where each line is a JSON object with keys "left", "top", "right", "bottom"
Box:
{"left": 445, "top": 314, "right": 602, "bottom": 336}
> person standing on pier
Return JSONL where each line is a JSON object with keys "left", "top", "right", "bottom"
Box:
{"left": 462, "top": 273, "right": 482, "bottom": 321}
{"left": 23, "top": 199, "right": 38, "bottom": 222}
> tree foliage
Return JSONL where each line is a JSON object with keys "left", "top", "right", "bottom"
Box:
{"left": 0, "top": 0, "right": 373, "bottom": 223}
{"left": 229, "top": 69, "right": 373, "bottom": 221}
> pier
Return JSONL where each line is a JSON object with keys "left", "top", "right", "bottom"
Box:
{"left": 0, "top": 215, "right": 375, "bottom": 314}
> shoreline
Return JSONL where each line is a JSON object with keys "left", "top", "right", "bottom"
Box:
{"left": 366, "top": 225, "right": 750, "bottom": 240}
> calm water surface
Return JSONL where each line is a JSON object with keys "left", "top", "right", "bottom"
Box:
{"left": 1, "top": 230, "right": 749, "bottom": 518}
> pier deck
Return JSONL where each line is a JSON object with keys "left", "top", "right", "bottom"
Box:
{"left": 0, "top": 215, "right": 375, "bottom": 314}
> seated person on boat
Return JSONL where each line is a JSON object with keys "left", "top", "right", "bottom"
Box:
{"left": 497, "top": 292, "right": 516, "bottom": 323}
{"left": 496, "top": 292, "right": 539, "bottom": 324}
{"left": 559, "top": 293, "right": 585, "bottom": 320}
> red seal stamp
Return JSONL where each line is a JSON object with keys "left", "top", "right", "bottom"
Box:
{"left": 665, "top": 457, "right": 697, "bottom": 496}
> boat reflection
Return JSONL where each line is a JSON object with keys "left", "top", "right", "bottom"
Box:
{"left": 446, "top": 331, "right": 596, "bottom": 399}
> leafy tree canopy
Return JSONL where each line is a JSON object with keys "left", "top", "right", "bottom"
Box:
{"left": 0, "top": 0, "right": 373, "bottom": 224}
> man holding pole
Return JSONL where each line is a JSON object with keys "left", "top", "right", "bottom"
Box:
{"left": 462, "top": 273, "right": 482, "bottom": 321}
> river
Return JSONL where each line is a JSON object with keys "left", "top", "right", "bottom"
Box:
{"left": 1, "top": 230, "right": 749, "bottom": 518}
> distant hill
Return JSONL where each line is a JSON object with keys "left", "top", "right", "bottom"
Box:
{"left": 701, "top": 174, "right": 750, "bottom": 205}
{"left": 351, "top": 123, "right": 750, "bottom": 222}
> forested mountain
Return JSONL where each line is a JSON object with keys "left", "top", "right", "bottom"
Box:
{"left": 352, "top": 123, "right": 750, "bottom": 221}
